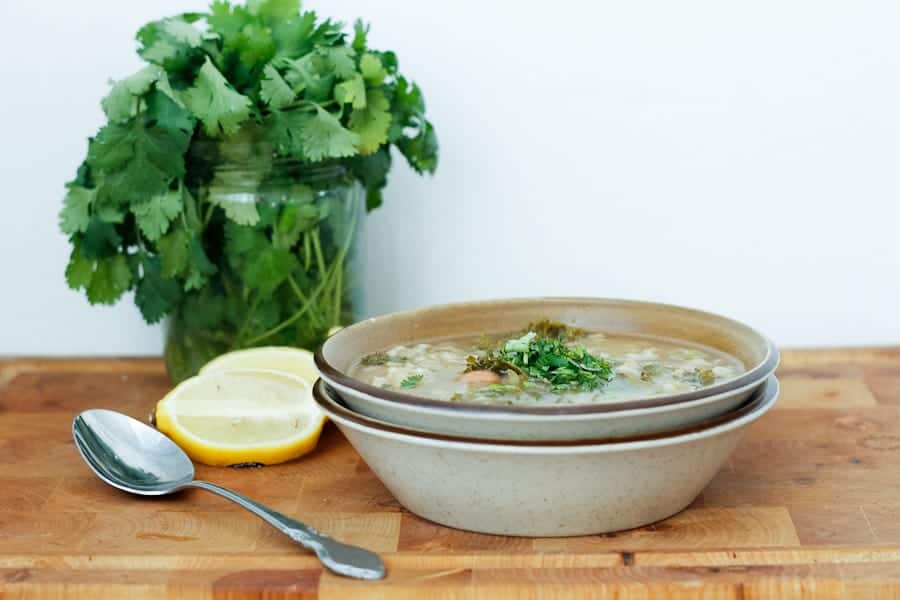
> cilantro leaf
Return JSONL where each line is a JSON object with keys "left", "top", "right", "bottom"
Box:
{"left": 92, "top": 189, "right": 127, "bottom": 224}
{"left": 133, "top": 189, "right": 183, "bottom": 241}
{"left": 260, "top": 64, "right": 295, "bottom": 109}
{"left": 309, "top": 19, "right": 346, "bottom": 46}
{"left": 59, "top": 186, "right": 95, "bottom": 235}
{"left": 136, "top": 256, "right": 182, "bottom": 322}
{"left": 87, "top": 255, "right": 133, "bottom": 305}
{"left": 184, "top": 238, "right": 218, "bottom": 290}
{"left": 242, "top": 245, "right": 298, "bottom": 296}
{"left": 350, "top": 148, "right": 391, "bottom": 210}
{"left": 267, "top": 109, "right": 309, "bottom": 158}
{"left": 400, "top": 374, "right": 423, "bottom": 389}
{"left": 80, "top": 217, "right": 122, "bottom": 259}
{"left": 349, "top": 89, "right": 391, "bottom": 154}
{"left": 224, "top": 221, "right": 268, "bottom": 263}
{"left": 273, "top": 201, "right": 318, "bottom": 249}
{"left": 102, "top": 66, "right": 163, "bottom": 123}
{"left": 88, "top": 118, "right": 189, "bottom": 201}
{"left": 65, "top": 243, "right": 95, "bottom": 290}
{"left": 271, "top": 11, "right": 317, "bottom": 57}
{"left": 160, "top": 18, "right": 208, "bottom": 47}
{"left": 144, "top": 88, "right": 195, "bottom": 133}
{"left": 252, "top": 0, "right": 300, "bottom": 20}
{"left": 181, "top": 57, "right": 252, "bottom": 136}
{"left": 302, "top": 106, "right": 359, "bottom": 161}
{"left": 321, "top": 46, "right": 357, "bottom": 79}
{"left": 230, "top": 23, "right": 276, "bottom": 68}
{"left": 207, "top": 1, "right": 252, "bottom": 39}
{"left": 352, "top": 20, "right": 369, "bottom": 52}
{"left": 359, "top": 53, "right": 386, "bottom": 85}
{"left": 157, "top": 226, "right": 190, "bottom": 277}
{"left": 389, "top": 76, "right": 425, "bottom": 142}
{"left": 137, "top": 18, "right": 209, "bottom": 89}
{"left": 398, "top": 121, "right": 438, "bottom": 174}
{"left": 281, "top": 54, "right": 333, "bottom": 100}
{"left": 215, "top": 198, "right": 260, "bottom": 226}
{"left": 334, "top": 75, "right": 366, "bottom": 109}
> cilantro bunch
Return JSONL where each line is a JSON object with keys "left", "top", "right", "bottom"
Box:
{"left": 59, "top": 0, "right": 437, "bottom": 380}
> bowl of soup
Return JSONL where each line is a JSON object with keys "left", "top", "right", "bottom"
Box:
{"left": 315, "top": 298, "right": 778, "bottom": 440}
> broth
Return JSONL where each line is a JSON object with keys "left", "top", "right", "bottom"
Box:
{"left": 349, "top": 326, "right": 745, "bottom": 406}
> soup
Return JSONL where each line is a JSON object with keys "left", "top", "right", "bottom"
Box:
{"left": 349, "top": 320, "right": 746, "bottom": 406}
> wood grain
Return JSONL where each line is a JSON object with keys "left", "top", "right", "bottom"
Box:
{"left": 0, "top": 352, "right": 899, "bottom": 598}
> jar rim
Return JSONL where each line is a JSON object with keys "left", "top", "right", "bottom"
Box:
{"left": 189, "top": 126, "right": 350, "bottom": 180}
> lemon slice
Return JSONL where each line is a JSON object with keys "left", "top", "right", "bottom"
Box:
{"left": 200, "top": 346, "right": 318, "bottom": 382}
{"left": 155, "top": 369, "right": 327, "bottom": 467}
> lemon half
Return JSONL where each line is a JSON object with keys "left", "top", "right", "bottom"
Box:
{"left": 200, "top": 346, "right": 319, "bottom": 381}
{"left": 155, "top": 369, "right": 326, "bottom": 467}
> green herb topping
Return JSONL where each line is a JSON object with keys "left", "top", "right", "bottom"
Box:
{"left": 522, "top": 319, "right": 584, "bottom": 341}
{"left": 400, "top": 374, "right": 424, "bottom": 389}
{"left": 360, "top": 351, "right": 393, "bottom": 366}
{"left": 465, "top": 326, "right": 614, "bottom": 392}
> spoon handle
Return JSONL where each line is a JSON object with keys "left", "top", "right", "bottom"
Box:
{"left": 188, "top": 480, "right": 385, "bottom": 580}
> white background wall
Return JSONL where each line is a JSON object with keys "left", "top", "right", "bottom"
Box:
{"left": 1, "top": 0, "right": 898, "bottom": 355}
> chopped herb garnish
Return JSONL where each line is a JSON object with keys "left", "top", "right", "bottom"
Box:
{"left": 640, "top": 364, "right": 662, "bottom": 382}
{"left": 694, "top": 368, "right": 715, "bottom": 386}
{"left": 465, "top": 329, "right": 614, "bottom": 392}
{"left": 400, "top": 374, "right": 424, "bottom": 389}
{"left": 360, "top": 352, "right": 406, "bottom": 367}
{"left": 360, "top": 352, "right": 391, "bottom": 366}
{"left": 523, "top": 319, "right": 584, "bottom": 341}
{"left": 464, "top": 354, "right": 525, "bottom": 376}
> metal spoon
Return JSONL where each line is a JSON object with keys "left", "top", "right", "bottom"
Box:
{"left": 72, "top": 408, "right": 385, "bottom": 580}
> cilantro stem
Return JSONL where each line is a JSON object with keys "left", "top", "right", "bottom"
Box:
{"left": 302, "top": 233, "right": 312, "bottom": 271}
{"left": 244, "top": 204, "right": 358, "bottom": 346}
{"left": 311, "top": 230, "right": 327, "bottom": 278}
{"left": 134, "top": 221, "right": 147, "bottom": 255}
{"left": 287, "top": 275, "right": 324, "bottom": 328}
{"left": 332, "top": 259, "right": 343, "bottom": 323}
{"left": 182, "top": 187, "right": 201, "bottom": 232}
{"left": 203, "top": 202, "right": 216, "bottom": 228}
{"left": 243, "top": 272, "right": 331, "bottom": 345}
{"left": 234, "top": 294, "right": 262, "bottom": 347}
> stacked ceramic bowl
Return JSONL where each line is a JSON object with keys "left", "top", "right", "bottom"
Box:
{"left": 314, "top": 298, "right": 779, "bottom": 536}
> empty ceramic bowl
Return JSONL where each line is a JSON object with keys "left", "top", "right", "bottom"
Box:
{"left": 314, "top": 375, "right": 780, "bottom": 537}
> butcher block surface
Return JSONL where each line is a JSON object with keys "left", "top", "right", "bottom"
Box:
{"left": 1, "top": 348, "right": 900, "bottom": 598}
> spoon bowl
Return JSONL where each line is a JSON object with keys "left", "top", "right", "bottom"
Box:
{"left": 73, "top": 409, "right": 194, "bottom": 495}
{"left": 72, "top": 409, "right": 385, "bottom": 580}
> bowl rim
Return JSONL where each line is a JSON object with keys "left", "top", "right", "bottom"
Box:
{"left": 314, "top": 376, "right": 775, "bottom": 448}
{"left": 318, "top": 376, "right": 779, "bottom": 454}
{"left": 315, "top": 297, "right": 779, "bottom": 415}
{"left": 323, "top": 369, "right": 765, "bottom": 423}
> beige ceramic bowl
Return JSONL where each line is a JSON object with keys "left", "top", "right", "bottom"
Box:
{"left": 316, "top": 298, "right": 778, "bottom": 440}
{"left": 315, "top": 376, "right": 779, "bottom": 536}
{"left": 321, "top": 374, "right": 767, "bottom": 441}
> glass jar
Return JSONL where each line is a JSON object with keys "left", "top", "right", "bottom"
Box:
{"left": 164, "top": 132, "right": 365, "bottom": 383}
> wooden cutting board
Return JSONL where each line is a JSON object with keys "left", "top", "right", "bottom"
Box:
{"left": 1, "top": 349, "right": 900, "bottom": 599}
